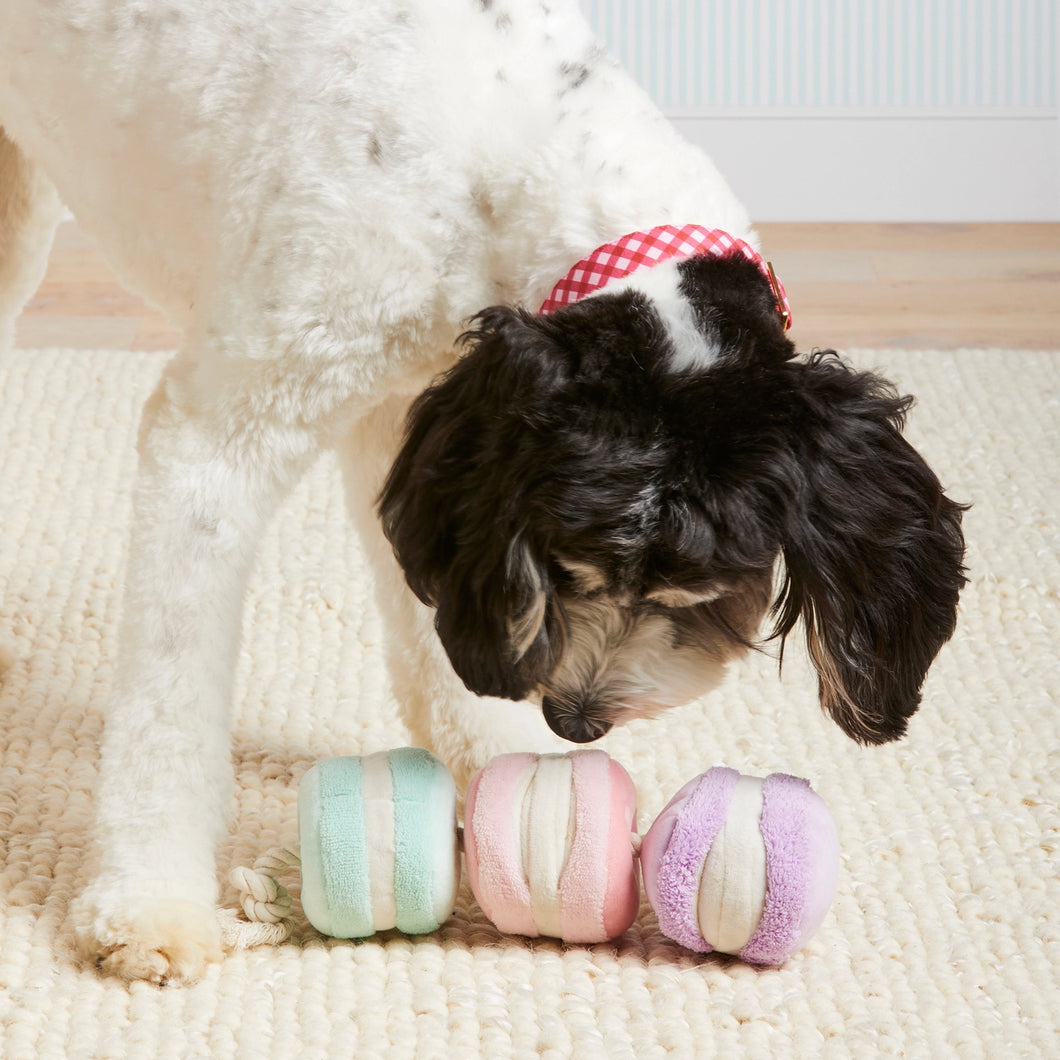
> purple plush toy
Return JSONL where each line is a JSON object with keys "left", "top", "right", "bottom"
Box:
{"left": 640, "top": 767, "right": 839, "bottom": 964}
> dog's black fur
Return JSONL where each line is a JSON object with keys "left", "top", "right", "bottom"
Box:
{"left": 380, "top": 254, "right": 967, "bottom": 744}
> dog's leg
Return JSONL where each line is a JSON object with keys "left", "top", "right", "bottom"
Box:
{"left": 338, "top": 401, "right": 566, "bottom": 790}
{"left": 0, "top": 127, "right": 64, "bottom": 354}
{"left": 71, "top": 349, "right": 318, "bottom": 983}
{"left": 0, "top": 129, "right": 64, "bottom": 672}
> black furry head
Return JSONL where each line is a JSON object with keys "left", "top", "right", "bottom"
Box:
{"left": 379, "top": 253, "right": 966, "bottom": 744}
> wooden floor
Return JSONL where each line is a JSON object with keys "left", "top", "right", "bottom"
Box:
{"left": 13, "top": 221, "right": 1060, "bottom": 351}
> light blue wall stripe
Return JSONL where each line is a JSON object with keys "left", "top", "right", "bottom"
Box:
{"left": 581, "top": 0, "right": 1058, "bottom": 111}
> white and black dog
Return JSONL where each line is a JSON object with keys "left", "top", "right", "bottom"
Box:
{"left": 0, "top": 0, "right": 964, "bottom": 981}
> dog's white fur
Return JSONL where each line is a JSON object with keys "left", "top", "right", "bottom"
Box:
{"left": 0, "top": 0, "right": 754, "bottom": 981}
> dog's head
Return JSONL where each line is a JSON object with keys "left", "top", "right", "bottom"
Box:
{"left": 379, "top": 253, "right": 966, "bottom": 744}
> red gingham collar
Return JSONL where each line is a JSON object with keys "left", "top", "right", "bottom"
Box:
{"left": 539, "top": 223, "right": 792, "bottom": 330}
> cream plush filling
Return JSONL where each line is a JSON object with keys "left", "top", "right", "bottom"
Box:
{"left": 697, "top": 774, "right": 768, "bottom": 953}
{"left": 427, "top": 766, "right": 461, "bottom": 925}
{"left": 361, "top": 750, "right": 398, "bottom": 932}
{"left": 516, "top": 754, "right": 576, "bottom": 938}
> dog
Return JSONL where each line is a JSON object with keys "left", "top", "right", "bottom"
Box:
{"left": 0, "top": 0, "right": 965, "bottom": 982}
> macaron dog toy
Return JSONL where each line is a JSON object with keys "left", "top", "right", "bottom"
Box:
{"left": 228, "top": 747, "right": 838, "bottom": 965}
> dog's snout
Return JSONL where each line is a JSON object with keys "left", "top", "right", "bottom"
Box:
{"left": 541, "top": 694, "right": 613, "bottom": 743}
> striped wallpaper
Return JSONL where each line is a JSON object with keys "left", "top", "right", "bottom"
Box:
{"left": 580, "top": 0, "right": 1058, "bottom": 112}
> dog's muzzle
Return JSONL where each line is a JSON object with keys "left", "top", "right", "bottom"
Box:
{"left": 541, "top": 695, "right": 614, "bottom": 743}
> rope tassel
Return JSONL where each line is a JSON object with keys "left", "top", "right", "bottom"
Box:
{"left": 221, "top": 848, "right": 301, "bottom": 950}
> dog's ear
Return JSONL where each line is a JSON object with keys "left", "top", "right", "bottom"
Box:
{"left": 678, "top": 252, "right": 792, "bottom": 353}
{"left": 378, "top": 306, "right": 563, "bottom": 699}
{"left": 434, "top": 533, "right": 557, "bottom": 701}
{"left": 772, "top": 352, "right": 967, "bottom": 743}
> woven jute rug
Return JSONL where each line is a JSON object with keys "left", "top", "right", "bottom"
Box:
{"left": 0, "top": 347, "right": 1056, "bottom": 1058}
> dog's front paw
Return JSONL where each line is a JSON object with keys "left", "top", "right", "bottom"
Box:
{"left": 72, "top": 893, "right": 223, "bottom": 984}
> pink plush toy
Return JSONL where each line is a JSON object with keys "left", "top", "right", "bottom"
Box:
{"left": 463, "top": 749, "right": 640, "bottom": 943}
{"left": 228, "top": 748, "right": 838, "bottom": 965}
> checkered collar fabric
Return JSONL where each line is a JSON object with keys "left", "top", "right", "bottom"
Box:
{"left": 538, "top": 224, "right": 792, "bottom": 330}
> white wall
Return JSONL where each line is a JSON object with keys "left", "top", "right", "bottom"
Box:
{"left": 671, "top": 113, "right": 1059, "bottom": 222}
{"left": 582, "top": 0, "right": 1060, "bottom": 221}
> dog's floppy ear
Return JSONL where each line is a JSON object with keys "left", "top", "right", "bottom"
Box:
{"left": 772, "top": 352, "right": 967, "bottom": 743}
{"left": 378, "top": 306, "right": 563, "bottom": 699}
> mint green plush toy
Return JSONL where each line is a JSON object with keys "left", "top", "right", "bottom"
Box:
{"left": 297, "top": 748, "right": 460, "bottom": 937}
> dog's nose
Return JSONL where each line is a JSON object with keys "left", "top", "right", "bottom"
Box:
{"left": 541, "top": 695, "right": 613, "bottom": 743}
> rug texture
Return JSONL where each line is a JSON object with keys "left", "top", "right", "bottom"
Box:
{"left": 0, "top": 347, "right": 1056, "bottom": 1059}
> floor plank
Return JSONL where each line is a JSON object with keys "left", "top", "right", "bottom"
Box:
{"left": 757, "top": 222, "right": 1060, "bottom": 252}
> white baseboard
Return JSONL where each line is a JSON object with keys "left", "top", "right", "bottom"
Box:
{"left": 670, "top": 115, "right": 1060, "bottom": 222}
